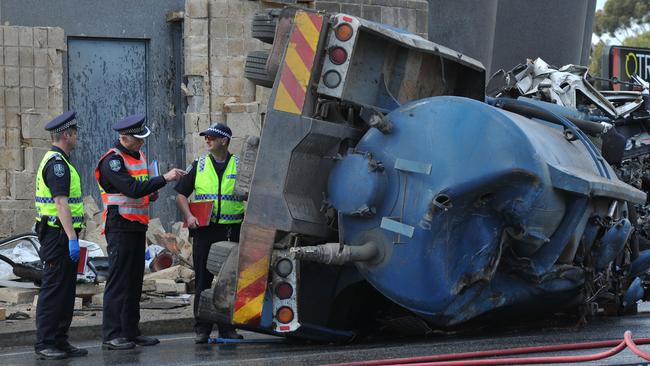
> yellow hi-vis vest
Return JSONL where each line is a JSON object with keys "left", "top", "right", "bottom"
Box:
{"left": 194, "top": 154, "right": 244, "bottom": 224}
{"left": 35, "top": 150, "right": 85, "bottom": 228}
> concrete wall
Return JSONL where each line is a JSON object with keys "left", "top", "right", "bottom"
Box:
{"left": 428, "top": 0, "right": 596, "bottom": 76}
{"left": 0, "top": 26, "right": 65, "bottom": 237}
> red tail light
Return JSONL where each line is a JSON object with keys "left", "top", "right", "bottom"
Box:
{"left": 275, "top": 282, "right": 294, "bottom": 299}
{"left": 329, "top": 47, "right": 348, "bottom": 65}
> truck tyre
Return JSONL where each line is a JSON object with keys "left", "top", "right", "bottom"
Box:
{"left": 197, "top": 288, "right": 222, "bottom": 324}
{"left": 207, "top": 241, "right": 237, "bottom": 276}
{"left": 245, "top": 51, "right": 275, "bottom": 88}
{"left": 252, "top": 9, "right": 280, "bottom": 44}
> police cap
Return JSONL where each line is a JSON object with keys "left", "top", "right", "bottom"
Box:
{"left": 199, "top": 123, "right": 232, "bottom": 139}
{"left": 44, "top": 110, "right": 77, "bottom": 133}
{"left": 112, "top": 113, "right": 151, "bottom": 138}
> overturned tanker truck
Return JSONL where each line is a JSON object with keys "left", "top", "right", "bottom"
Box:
{"left": 197, "top": 9, "right": 650, "bottom": 341}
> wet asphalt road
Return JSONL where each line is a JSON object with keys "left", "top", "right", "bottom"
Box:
{"left": 3, "top": 313, "right": 650, "bottom": 366}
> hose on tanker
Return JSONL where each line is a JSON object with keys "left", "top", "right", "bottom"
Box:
{"left": 486, "top": 97, "right": 611, "bottom": 179}
{"left": 331, "top": 330, "right": 650, "bottom": 366}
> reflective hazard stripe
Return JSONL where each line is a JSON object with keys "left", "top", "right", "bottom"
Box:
{"left": 35, "top": 196, "right": 83, "bottom": 204}
{"left": 119, "top": 207, "right": 149, "bottom": 215}
{"left": 195, "top": 194, "right": 244, "bottom": 202}
{"left": 104, "top": 194, "right": 147, "bottom": 205}
{"left": 37, "top": 215, "right": 84, "bottom": 224}
{"left": 273, "top": 11, "right": 324, "bottom": 115}
{"left": 210, "top": 213, "right": 244, "bottom": 221}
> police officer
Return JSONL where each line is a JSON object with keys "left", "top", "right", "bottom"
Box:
{"left": 34, "top": 110, "right": 87, "bottom": 360}
{"left": 95, "top": 114, "right": 185, "bottom": 350}
{"left": 175, "top": 123, "right": 245, "bottom": 343}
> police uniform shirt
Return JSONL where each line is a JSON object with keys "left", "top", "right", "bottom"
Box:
{"left": 40, "top": 146, "right": 78, "bottom": 260}
{"left": 43, "top": 146, "right": 72, "bottom": 198}
{"left": 174, "top": 153, "right": 232, "bottom": 236}
{"left": 98, "top": 142, "right": 166, "bottom": 232}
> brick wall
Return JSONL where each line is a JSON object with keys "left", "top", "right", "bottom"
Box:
{"left": 183, "top": 0, "right": 270, "bottom": 164}
{"left": 0, "top": 26, "right": 65, "bottom": 237}
{"left": 183, "top": 0, "right": 428, "bottom": 165}
{"left": 316, "top": 0, "right": 428, "bottom": 37}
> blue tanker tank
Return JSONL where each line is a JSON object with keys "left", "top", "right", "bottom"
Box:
{"left": 324, "top": 96, "right": 646, "bottom": 326}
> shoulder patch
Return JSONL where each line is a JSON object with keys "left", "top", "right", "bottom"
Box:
{"left": 109, "top": 159, "right": 122, "bottom": 172}
{"left": 53, "top": 163, "right": 65, "bottom": 178}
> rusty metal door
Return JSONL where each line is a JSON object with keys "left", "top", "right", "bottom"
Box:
{"left": 67, "top": 38, "right": 147, "bottom": 208}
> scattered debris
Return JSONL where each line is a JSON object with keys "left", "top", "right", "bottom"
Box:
{"left": 154, "top": 279, "right": 187, "bottom": 295}
{"left": 0, "top": 288, "right": 39, "bottom": 304}
{"left": 6, "top": 311, "right": 29, "bottom": 320}
{"left": 0, "top": 196, "right": 196, "bottom": 318}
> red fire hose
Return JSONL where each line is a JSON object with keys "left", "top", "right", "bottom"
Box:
{"left": 333, "top": 331, "right": 650, "bottom": 366}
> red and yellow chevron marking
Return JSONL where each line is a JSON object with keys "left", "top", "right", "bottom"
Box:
{"left": 232, "top": 224, "right": 276, "bottom": 325}
{"left": 272, "top": 11, "right": 324, "bottom": 115}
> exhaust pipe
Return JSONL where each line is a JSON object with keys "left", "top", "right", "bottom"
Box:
{"left": 290, "top": 241, "right": 380, "bottom": 265}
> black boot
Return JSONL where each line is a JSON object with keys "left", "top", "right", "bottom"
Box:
{"left": 57, "top": 342, "right": 88, "bottom": 357}
{"left": 35, "top": 347, "right": 67, "bottom": 360}
{"left": 102, "top": 337, "right": 136, "bottom": 350}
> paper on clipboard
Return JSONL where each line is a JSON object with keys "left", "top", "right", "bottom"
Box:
{"left": 148, "top": 159, "right": 160, "bottom": 176}
{"left": 185, "top": 201, "right": 214, "bottom": 227}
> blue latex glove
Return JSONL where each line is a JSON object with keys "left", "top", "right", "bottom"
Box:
{"left": 68, "top": 239, "right": 80, "bottom": 262}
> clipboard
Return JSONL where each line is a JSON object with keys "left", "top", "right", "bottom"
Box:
{"left": 148, "top": 160, "right": 160, "bottom": 176}
{"left": 185, "top": 201, "right": 214, "bottom": 227}
{"left": 76, "top": 246, "right": 88, "bottom": 274}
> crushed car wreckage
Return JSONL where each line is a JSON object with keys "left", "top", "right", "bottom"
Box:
{"left": 487, "top": 57, "right": 650, "bottom": 312}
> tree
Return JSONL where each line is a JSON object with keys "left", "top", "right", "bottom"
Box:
{"left": 624, "top": 30, "right": 650, "bottom": 47}
{"left": 594, "top": 0, "right": 650, "bottom": 41}
{"left": 590, "top": 41, "right": 606, "bottom": 78}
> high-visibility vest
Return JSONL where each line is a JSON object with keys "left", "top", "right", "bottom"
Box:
{"left": 194, "top": 154, "right": 244, "bottom": 224}
{"left": 94, "top": 148, "right": 150, "bottom": 233}
{"left": 35, "top": 150, "right": 85, "bottom": 228}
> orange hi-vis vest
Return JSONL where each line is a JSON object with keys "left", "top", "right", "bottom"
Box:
{"left": 95, "top": 147, "right": 150, "bottom": 233}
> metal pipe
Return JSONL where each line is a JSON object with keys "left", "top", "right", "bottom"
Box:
{"left": 290, "top": 241, "right": 380, "bottom": 265}
{"left": 606, "top": 200, "right": 619, "bottom": 222}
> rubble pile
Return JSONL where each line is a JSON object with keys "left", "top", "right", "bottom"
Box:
{"left": 0, "top": 196, "right": 196, "bottom": 323}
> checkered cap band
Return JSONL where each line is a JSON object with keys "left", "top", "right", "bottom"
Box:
{"left": 207, "top": 127, "right": 231, "bottom": 139}
{"left": 119, "top": 126, "right": 147, "bottom": 135}
{"left": 51, "top": 120, "right": 77, "bottom": 133}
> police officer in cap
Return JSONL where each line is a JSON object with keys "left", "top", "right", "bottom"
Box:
{"left": 175, "top": 123, "right": 245, "bottom": 343}
{"left": 95, "top": 114, "right": 185, "bottom": 350}
{"left": 34, "top": 110, "right": 87, "bottom": 360}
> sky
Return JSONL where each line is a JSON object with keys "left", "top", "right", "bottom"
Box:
{"left": 597, "top": 0, "right": 605, "bottom": 10}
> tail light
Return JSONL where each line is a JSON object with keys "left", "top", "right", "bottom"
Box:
{"left": 323, "top": 70, "right": 342, "bottom": 88}
{"left": 271, "top": 252, "right": 300, "bottom": 332}
{"left": 335, "top": 23, "right": 353, "bottom": 41}
{"left": 276, "top": 306, "right": 294, "bottom": 324}
{"left": 275, "top": 282, "right": 294, "bottom": 299}
{"left": 275, "top": 258, "right": 293, "bottom": 277}
{"left": 329, "top": 47, "right": 348, "bottom": 65}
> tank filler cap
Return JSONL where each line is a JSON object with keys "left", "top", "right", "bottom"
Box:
{"left": 327, "top": 153, "right": 386, "bottom": 217}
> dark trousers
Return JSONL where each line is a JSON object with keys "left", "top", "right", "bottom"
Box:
{"left": 35, "top": 230, "right": 77, "bottom": 351}
{"left": 102, "top": 230, "right": 145, "bottom": 341}
{"left": 193, "top": 223, "right": 240, "bottom": 336}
